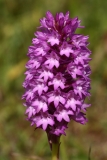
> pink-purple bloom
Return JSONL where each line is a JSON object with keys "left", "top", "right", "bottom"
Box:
{"left": 22, "top": 11, "right": 91, "bottom": 137}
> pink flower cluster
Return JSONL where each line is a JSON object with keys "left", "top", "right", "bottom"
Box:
{"left": 22, "top": 11, "right": 91, "bottom": 136}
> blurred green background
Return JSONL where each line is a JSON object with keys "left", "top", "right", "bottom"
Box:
{"left": 0, "top": 0, "right": 107, "bottom": 160}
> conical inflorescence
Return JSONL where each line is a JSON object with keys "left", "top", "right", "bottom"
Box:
{"left": 22, "top": 11, "right": 91, "bottom": 136}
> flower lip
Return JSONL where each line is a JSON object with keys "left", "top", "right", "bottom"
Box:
{"left": 48, "top": 73, "right": 65, "bottom": 90}
{"left": 44, "top": 51, "right": 59, "bottom": 69}
{"left": 60, "top": 42, "right": 74, "bottom": 57}
{"left": 47, "top": 90, "right": 66, "bottom": 107}
{"left": 31, "top": 114, "right": 55, "bottom": 130}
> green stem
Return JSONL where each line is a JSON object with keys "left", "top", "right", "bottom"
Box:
{"left": 52, "top": 139, "right": 60, "bottom": 160}
{"left": 46, "top": 132, "right": 60, "bottom": 160}
{"left": 52, "top": 142, "right": 59, "bottom": 160}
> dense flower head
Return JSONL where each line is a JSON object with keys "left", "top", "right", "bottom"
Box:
{"left": 22, "top": 11, "right": 91, "bottom": 136}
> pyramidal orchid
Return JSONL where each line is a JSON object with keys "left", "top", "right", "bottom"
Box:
{"left": 22, "top": 11, "right": 91, "bottom": 160}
